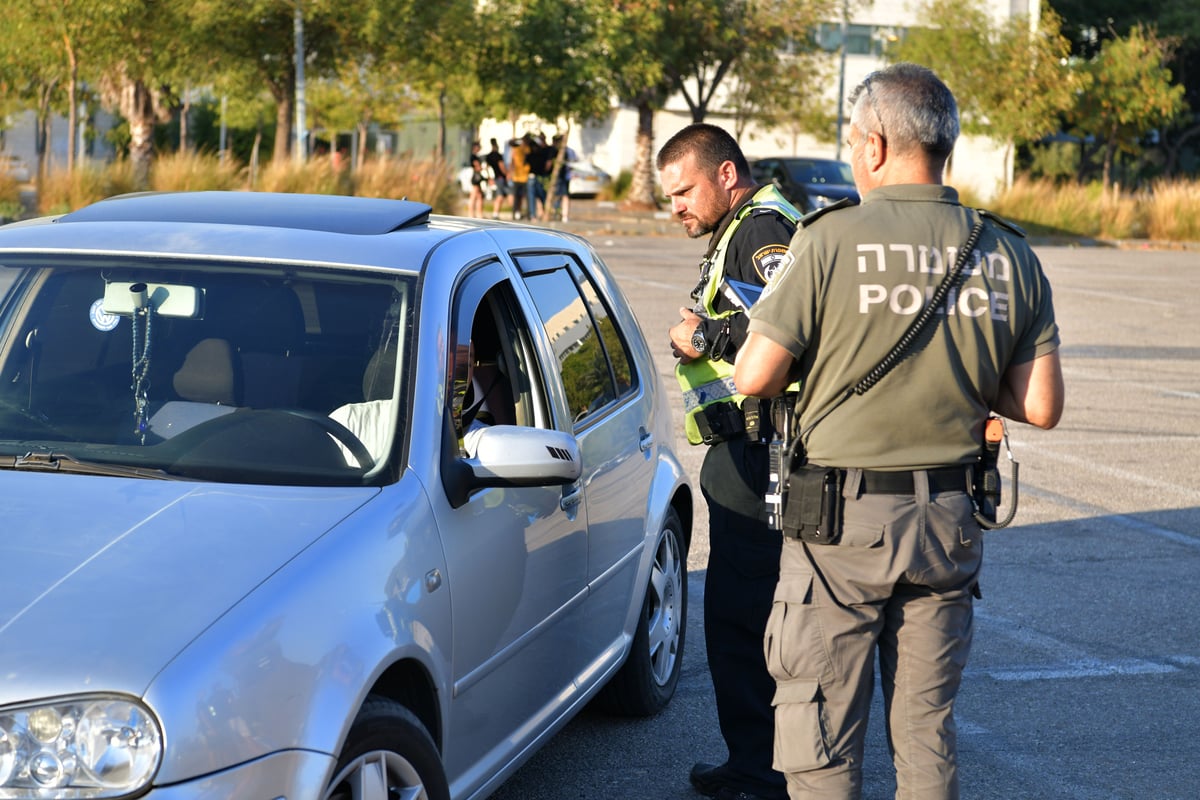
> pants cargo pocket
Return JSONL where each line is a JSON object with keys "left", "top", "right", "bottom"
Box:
{"left": 772, "top": 677, "right": 832, "bottom": 773}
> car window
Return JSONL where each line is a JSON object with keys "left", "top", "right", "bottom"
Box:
{"left": 0, "top": 255, "right": 413, "bottom": 485}
{"left": 447, "top": 267, "right": 544, "bottom": 454}
{"left": 516, "top": 254, "right": 636, "bottom": 427}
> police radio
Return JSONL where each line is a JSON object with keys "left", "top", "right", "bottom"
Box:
{"left": 973, "top": 415, "right": 1019, "bottom": 529}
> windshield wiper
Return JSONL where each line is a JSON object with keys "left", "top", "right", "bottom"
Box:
{"left": 2, "top": 451, "right": 180, "bottom": 480}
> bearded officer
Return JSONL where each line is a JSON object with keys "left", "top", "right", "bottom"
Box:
{"left": 658, "top": 123, "right": 802, "bottom": 800}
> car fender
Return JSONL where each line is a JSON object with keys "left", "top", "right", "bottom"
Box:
{"left": 144, "top": 475, "right": 453, "bottom": 787}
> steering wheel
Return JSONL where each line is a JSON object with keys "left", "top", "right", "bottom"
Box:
{"left": 279, "top": 408, "right": 376, "bottom": 468}
{"left": 163, "top": 408, "right": 375, "bottom": 473}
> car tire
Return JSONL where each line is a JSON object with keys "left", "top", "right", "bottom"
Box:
{"left": 324, "top": 696, "right": 449, "bottom": 800}
{"left": 596, "top": 507, "right": 687, "bottom": 717}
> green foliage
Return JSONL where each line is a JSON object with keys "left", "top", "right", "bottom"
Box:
{"left": 478, "top": 0, "right": 613, "bottom": 126}
{"left": 1067, "top": 23, "right": 1189, "bottom": 188}
{"left": 890, "top": 0, "right": 1079, "bottom": 164}
{"left": 1024, "top": 141, "right": 1081, "bottom": 182}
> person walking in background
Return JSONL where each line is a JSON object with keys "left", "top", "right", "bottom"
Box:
{"left": 658, "top": 123, "right": 802, "bottom": 800}
{"left": 735, "top": 63, "right": 1064, "bottom": 799}
{"left": 485, "top": 137, "right": 509, "bottom": 220}
{"left": 467, "top": 141, "right": 486, "bottom": 219}
{"left": 526, "top": 133, "right": 550, "bottom": 222}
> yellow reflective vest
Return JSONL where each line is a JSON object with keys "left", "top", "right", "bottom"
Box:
{"left": 677, "top": 184, "right": 801, "bottom": 445}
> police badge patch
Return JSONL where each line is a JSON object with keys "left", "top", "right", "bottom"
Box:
{"left": 752, "top": 244, "right": 791, "bottom": 282}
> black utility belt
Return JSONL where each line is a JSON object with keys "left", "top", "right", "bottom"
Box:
{"left": 695, "top": 397, "right": 775, "bottom": 445}
{"left": 859, "top": 466, "right": 969, "bottom": 495}
{"left": 782, "top": 465, "right": 969, "bottom": 543}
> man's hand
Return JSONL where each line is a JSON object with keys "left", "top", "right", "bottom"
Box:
{"left": 670, "top": 307, "right": 705, "bottom": 363}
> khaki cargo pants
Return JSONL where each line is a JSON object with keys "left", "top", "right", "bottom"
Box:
{"left": 765, "top": 469, "right": 983, "bottom": 800}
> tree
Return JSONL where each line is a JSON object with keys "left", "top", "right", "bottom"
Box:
{"left": 180, "top": 0, "right": 391, "bottom": 165}
{"left": 477, "top": 0, "right": 615, "bottom": 214}
{"left": 1050, "top": 0, "right": 1198, "bottom": 177}
{"left": 890, "top": 0, "right": 1080, "bottom": 186}
{"left": 1067, "top": 24, "right": 1188, "bottom": 189}
{"left": 726, "top": 27, "right": 836, "bottom": 147}
{"left": 666, "top": 0, "right": 836, "bottom": 127}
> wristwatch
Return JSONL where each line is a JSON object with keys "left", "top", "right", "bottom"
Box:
{"left": 690, "top": 325, "right": 708, "bottom": 355}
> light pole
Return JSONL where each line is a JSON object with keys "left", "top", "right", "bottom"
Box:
{"left": 834, "top": 0, "right": 849, "bottom": 162}
{"left": 294, "top": 2, "right": 307, "bottom": 163}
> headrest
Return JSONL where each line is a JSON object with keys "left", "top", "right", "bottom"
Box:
{"left": 173, "top": 338, "right": 237, "bottom": 404}
{"left": 362, "top": 344, "right": 396, "bottom": 401}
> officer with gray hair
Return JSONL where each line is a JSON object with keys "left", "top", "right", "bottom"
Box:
{"left": 735, "top": 63, "right": 1064, "bottom": 799}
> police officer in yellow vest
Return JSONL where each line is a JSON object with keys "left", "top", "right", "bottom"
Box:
{"left": 658, "top": 124, "right": 802, "bottom": 800}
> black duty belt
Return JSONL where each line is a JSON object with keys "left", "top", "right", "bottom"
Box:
{"left": 859, "top": 466, "right": 969, "bottom": 495}
{"left": 697, "top": 397, "right": 776, "bottom": 445}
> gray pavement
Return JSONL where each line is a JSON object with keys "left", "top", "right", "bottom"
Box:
{"left": 490, "top": 233, "right": 1200, "bottom": 800}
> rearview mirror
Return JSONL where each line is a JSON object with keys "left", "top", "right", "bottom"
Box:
{"left": 103, "top": 281, "right": 201, "bottom": 318}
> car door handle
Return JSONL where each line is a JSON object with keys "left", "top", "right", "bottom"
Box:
{"left": 639, "top": 427, "right": 654, "bottom": 453}
{"left": 560, "top": 485, "right": 583, "bottom": 512}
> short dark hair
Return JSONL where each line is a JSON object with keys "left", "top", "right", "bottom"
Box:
{"left": 656, "top": 123, "right": 750, "bottom": 179}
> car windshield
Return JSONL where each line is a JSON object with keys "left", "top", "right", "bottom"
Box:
{"left": 788, "top": 159, "right": 854, "bottom": 186}
{"left": 0, "top": 255, "right": 414, "bottom": 485}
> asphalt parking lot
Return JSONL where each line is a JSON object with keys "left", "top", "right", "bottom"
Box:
{"left": 491, "top": 231, "right": 1200, "bottom": 800}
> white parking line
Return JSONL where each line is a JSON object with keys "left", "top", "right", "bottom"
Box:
{"left": 970, "top": 608, "right": 1181, "bottom": 683}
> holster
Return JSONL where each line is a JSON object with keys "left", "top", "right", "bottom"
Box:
{"left": 782, "top": 464, "right": 844, "bottom": 544}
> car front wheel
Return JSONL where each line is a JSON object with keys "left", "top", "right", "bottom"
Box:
{"left": 324, "top": 697, "right": 449, "bottom": 800}
{"left": 596, "top": 507, "right": 687, "bottom": 716}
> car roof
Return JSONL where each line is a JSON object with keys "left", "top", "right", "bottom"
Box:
{"left": 0, "top": 191, "right": 532, "bottom": 272}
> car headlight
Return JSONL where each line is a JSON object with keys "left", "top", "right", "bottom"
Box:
{"left": 810, "top": 194, "right": 837, "bottom": 208}
{"left": 0, "top": 696, "right": 162, "bottom": 798}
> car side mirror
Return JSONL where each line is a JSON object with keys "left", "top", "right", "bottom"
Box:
{"left": 441, "top": 420, "right": 581, "bottom": 508}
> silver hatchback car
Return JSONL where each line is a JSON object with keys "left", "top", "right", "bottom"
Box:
{"left": 0, "top": 192, "right": 692, "bottom": 799}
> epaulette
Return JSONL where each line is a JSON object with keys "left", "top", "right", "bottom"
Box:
{"left": 798, "top": 197, "right": 856, "bottom": 227}
{"left": 978, "top": 208, "right": 1026, "bottom": 238}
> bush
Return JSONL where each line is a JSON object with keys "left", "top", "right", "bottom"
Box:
{"left": 255, "top": 157, "right": 349, "bottom": 195}
{"left": 986, "top": 177, "right": 1144, "bottom": 239}
{"left": 0, "top": 173, "right": 23, "bottom": 221}
{"left": 352, "top": 154, "right": 460, "bottom": 214}
{"left": 36, "top": 161, "right": 123, "bottom": 214}
{"left": 151, "top": 150, "right": 244, "bottom": 192}
{"left": 1141, "top": 180, "right": 1200, "bottom": 242}
{"left": 598, "top": 169, "right": 632, "bottom": 202}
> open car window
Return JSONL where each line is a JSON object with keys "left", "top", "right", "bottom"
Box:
{"left": 0, "top": 255, "right": 415, "bottom": 485}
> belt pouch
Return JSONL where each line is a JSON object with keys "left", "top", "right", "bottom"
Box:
{"left": 782, "top": 465, "right": 844, "bottom": 544}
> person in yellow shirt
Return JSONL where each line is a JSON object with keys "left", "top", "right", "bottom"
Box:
{"left": 508, "top": 136, "right": 532, "bottom": 220}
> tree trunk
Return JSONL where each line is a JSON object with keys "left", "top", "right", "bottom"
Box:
{"left": 544, "top": 121, "right": 571, "bottom": 221}
{"left": 64, "top": 35, "right": 77, "bottom": 174}
{"left": 35, "top": 81, "right": 56, "bottom": 189}
{"left": 122, "top": 80, "right": 158, "bottom": 190}
{"left": 437, "top": 87, "right": 447, "bottom": 159}
{"left": 1102, "top": 124, "right": 1117, "bottom": 192}
{"left": 250, "top": 123, "right": 263, "bottom": 188}
{"left": 621, "top": 101, "right": 659, "bottom": 211}
{"left": 274, "top": 92, "right": 293, "bottom": 165}
{"left": 180, "top": 87, "right": 191, "bottom": 153}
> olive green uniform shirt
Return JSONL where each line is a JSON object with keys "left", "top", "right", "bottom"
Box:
{"left": 747, "top": 184, "right": 1060, "bottom": 469}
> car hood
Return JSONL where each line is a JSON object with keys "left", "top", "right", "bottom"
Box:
{"left": 0, "top": 471, "right": 378, "bottom": 704}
